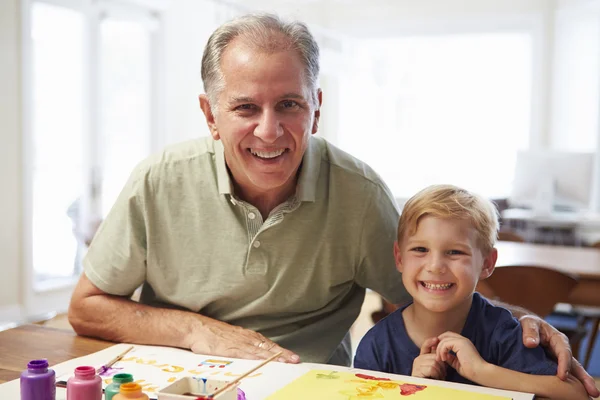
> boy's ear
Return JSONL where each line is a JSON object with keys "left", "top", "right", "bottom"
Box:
{"left": 393, "top": 240, "right": 404, "bottom": 273}
{"left": 479, "top": 247, "right": 498, "bottom": 280}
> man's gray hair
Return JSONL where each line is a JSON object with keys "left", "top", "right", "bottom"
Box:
{"left": 201, "top": 13, "right": 320, "bottom": 111}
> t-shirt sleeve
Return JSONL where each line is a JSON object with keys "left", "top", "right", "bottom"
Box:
{"left": 354, "top": 328, "right": 385, "bottom": 372}
{"left": 354, "top": 182, "right": 410, "bottom": 305}
{"left": 83, "top": 163, "right": 149, "bottom": 296}
{"left": 494, "top": 318, "right": 558, "bottom": 376}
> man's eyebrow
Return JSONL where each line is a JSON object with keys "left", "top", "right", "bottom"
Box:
{"left": 278, "top": 92, "right": 306, "bottom": 100}
{"left": 228, "top": 93, "right": 307, "bottom": 105}
{"left": 229, "top": 96, "right": 254, "bottom": 104}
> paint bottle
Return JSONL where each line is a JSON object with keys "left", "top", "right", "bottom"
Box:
{"left": 104, "top": 373, "right": 134, "bottom": 400}
{"left": 20, "top": 359, "right": 56, "bottom": 400}
{"left": 112, "top": 382, "right": 149, "bottom": 400}
{"left": 66, "top": 366, "right": 102, "bottom": 400}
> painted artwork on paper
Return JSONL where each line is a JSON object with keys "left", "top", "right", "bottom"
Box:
{"left": 265, "top": 370, "right": 512, "bottom": 400}
{"left": 55, "top": 345, "right": 294, "bottom": 400}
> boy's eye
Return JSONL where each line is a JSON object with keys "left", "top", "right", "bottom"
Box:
{"left": 448, "top": 249, "right": 465, "bottom": 255}
{"left": 411, "top": 247, "right": 428, "bottom": 253}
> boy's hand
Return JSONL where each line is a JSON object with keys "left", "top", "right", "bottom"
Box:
{"left": 436, "top": 332, "right": 487, "bottom": 381}
{"left": 412, "top": 337, "right": 447, "bottom": 380}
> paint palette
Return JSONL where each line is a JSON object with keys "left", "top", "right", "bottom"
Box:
{"left": 157, "top": 377, "right": 238, "bottom": 400}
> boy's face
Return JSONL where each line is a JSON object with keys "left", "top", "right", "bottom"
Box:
{"left": 394, "top": 215, "right": 497, "bottom": 313}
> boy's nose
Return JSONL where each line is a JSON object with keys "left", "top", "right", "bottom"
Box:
{"left": 426, "top": 254, "right": 447, "bottom": 274}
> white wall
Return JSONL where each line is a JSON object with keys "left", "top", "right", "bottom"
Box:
{"left": 163, "top": 0, "right": 217, "bottom": 144}
{"left": 550, "top": 3, "right": 600, "bottom": 151}
{"left": 0, "top": 0, "right": 23, "bottom": 320}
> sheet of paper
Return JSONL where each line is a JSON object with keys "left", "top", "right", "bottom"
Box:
{"left": 265, "top": 369, "right": 512, "bottom": 400}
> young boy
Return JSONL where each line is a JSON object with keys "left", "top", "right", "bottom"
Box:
{"left": 354, "top": 184, "right": 588, "bottom": 399}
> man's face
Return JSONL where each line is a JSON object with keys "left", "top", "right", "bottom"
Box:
{"left": 200, "top": 38, "right": 321, "bottom": 201}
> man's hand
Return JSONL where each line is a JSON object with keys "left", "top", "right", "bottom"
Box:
{"left": 186, "top": 318, "right": 300, "bottom": 363}
{"left": 412, "top": 337, "right": 446, "bottom": 379}
{"left": 519, "top": 314, "right": 600, "bottom": 397}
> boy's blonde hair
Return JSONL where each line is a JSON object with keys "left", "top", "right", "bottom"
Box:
{"left": 398, "top": 184, "right": 499, "bottom": 255}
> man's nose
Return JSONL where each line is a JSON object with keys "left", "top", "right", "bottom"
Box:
{"left": 253, "top": 110, "right": 283, "bottom": 143}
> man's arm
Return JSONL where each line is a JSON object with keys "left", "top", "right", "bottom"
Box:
{"left": 436, "top": 331, "right": 591, "bottom": 400}
{"left": 473, "top": 364, "right": 589, "bottom": 400}
{"left": 488, "top": 298, "right": 599, "bottom": 397}
{"left": 68, "top": 273, "right": 299, "bottom": 363}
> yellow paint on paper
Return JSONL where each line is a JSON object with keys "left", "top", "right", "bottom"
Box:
{"left": 265, "top": 370, "right": 511, "bottom": 400}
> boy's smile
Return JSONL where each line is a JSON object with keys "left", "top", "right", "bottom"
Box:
{"left": 420, "top": 281, "right": 455, "bottom": 291}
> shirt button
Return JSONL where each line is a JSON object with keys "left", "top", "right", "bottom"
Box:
{"left": 248, "top": 212, "right": 256, "bottom": 220}
{"left": 253, "top": 240, "right": 261, "bottom": 248}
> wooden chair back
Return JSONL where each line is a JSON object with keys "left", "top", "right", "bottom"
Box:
{"left": 498, "top": 231, "right": 525, "bottom": 243}
{"left": 476, "top": 266, "right": 578, "bottom": 317}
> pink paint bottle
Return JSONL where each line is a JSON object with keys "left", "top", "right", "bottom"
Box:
{"left": 113, "top": 382, "right": 149, "bottom": 400}
{"left": 66, "top": 366, "right": 102, "bottom": 400}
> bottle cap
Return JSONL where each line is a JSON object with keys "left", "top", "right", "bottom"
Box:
{"left": 120, "top": 382, "right": 142, "bottom": 393}
{"left": 27, "top": 359, "right": 49, "bottom": 370}
{"left": 112, "top": 373, "right": 134, "bottom": 384}
{"left": 74, "top": 366, "right": 96, "bottom": 378}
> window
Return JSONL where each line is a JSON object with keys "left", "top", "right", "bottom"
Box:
{"left": 337, "top": 32, "right": 532, "bottom": 200}
{"left": 25, "top": 0, "right": 163, "bottom": 298}
{"left": 30, "top": 2, "right": 86, "bottom": 281}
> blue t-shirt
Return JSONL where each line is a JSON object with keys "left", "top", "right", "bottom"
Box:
{"left": 354, "top": 292, "right": 557, "bottom": 385}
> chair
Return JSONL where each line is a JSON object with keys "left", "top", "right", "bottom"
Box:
{"left": 370, "top": 297, "right": 399, "bottom": 324}
{"left": 477, "top": 265, "right": 587, "bottom": 359}
{"left": 498, "top": 231, "right": 525, "bottom": 243}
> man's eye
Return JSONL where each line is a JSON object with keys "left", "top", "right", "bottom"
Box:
{"left": 280, "top": 100, "right": 299, "bottom": 109}
{"left": 235, "top": 104, "right": 255, "bottom": 111}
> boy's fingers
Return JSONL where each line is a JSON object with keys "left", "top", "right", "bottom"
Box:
{"left": 420, "top": 337, "right": 439, "bottom": 355}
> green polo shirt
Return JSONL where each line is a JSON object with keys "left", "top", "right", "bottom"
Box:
{"left": 84, "top": 135, "right": 409, "bottom": 363}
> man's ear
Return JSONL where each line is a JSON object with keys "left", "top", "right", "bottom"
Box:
{"left": 393, "top": 240, "right": 404, "bottom": 273}
{"left": 311, "top": 89, "right": 322, "bottom": 134}
{"left": 199, "top": 94, "right": 219, "bottom": 140}
{"left": 479, "top": 247, "right": 498, "bottom": 280}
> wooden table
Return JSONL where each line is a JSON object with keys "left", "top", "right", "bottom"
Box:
{"left": 495, "top": 241, "right": 600, "bottom": 307}
{"left": 0, "top": 326, "right": 534, "bottom": 400}
{"left": 0, "top": 324, "right": 113, "bottom": 383}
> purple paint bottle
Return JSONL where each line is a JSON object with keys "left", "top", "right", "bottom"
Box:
{"left": 66, "top": 366, "right": 102, "bottom": 400}
{"left": 20, "top": 359, "right": 56, "bottom": 400}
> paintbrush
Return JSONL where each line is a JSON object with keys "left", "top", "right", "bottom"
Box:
{"left": 190, "top": 351, "right": 283, "bottom": 399}
{"left": 96, "top": 345, "right": 134, "bottom": 375}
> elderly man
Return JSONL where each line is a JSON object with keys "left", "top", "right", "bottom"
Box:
{"left": 68, "top": 13, "right": 598, "bottom": 396}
